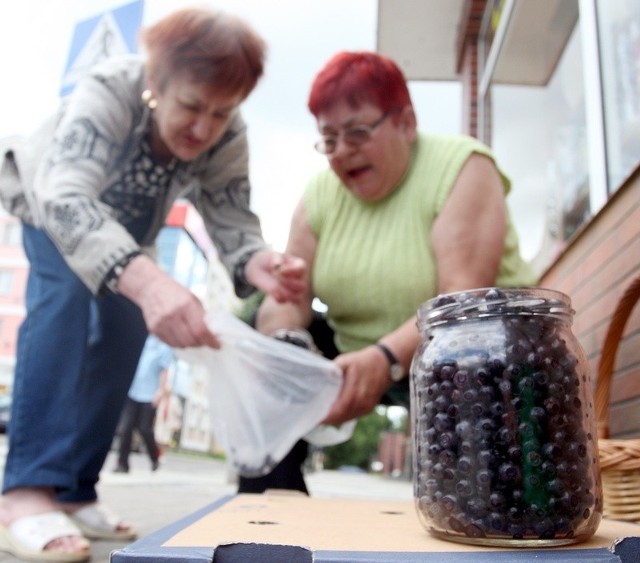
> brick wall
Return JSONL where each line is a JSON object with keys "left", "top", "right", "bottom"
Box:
{"left": 539, "top": 172, "right": 640, "bottom": 438}
{"left": 458, "top": 0, "right": 487, "bottom": 138}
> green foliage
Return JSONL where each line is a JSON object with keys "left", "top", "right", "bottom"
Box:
{"left": 322, "top": 406, "right": 392, "bottom": 470}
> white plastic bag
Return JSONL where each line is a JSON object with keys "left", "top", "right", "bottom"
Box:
{"left": 304, "top": 419, "right": 357, "bottom": 447}
{"left": 178, "top": 308, "right": 352, "bottom": 477}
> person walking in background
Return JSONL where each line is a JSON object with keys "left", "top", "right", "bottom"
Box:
{"left": 247, "top": 51, "right": 537, "bottom": 495}
{"left": 115, "top": 335, "right": 175, "bottom": 474}
{"left": 0, "top": 7, "right": 304, "bottom": 562}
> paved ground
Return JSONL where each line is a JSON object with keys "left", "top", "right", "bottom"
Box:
{"left": 0, "top": 436, "right": 412, "bottom": 562}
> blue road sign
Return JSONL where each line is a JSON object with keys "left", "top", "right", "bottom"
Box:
{"left": 60, "top": 0, "right": 144, "bottom": 97}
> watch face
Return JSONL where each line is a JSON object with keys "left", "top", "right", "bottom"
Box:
{"left": 390, "top": 363, "right": 405, "bottom": 382}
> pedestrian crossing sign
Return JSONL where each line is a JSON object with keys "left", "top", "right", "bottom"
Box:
{"left": 60, "top": 0, "right": 144, "bottom": 97}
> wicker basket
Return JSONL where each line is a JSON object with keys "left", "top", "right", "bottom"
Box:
{"left": 594, "top": 276, "right": 640, "bottom": 522}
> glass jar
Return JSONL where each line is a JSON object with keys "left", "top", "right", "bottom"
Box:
{"left": 411, "top": 287, "right": 602, "bottom": 547}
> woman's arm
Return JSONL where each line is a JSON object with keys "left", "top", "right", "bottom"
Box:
{"left": 431, "top": 153, "right": 507, "bottom": 294}
{"left": 255, "top": 197, "right": 317, "bottom": 334}
{"left": 325, "top": 315, "right": 420, "bottom": 425}
{"left": 193, "top": 114, "right": 306, "bottom": 303}
{"left": 117, "top": 254, "right": 220, "bottom": 348}
{"left": 32, "top": 59, "right": 144, "bottom": 295}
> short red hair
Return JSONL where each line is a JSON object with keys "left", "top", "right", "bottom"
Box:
{"left": 308, "top": 51, "right": 413, "bottom": 117}
{"left": 141, "top": 8, "right": 266, "bottom": 100}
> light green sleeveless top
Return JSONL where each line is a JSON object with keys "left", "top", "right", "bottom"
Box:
{"left": 305, "top": 133, "right": 536, "bottom": 353}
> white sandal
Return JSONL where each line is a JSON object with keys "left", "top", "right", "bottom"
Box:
{"left": 0, "top": 511, "right": 89, "bottom": 562}
{"left": 68, "top": 504, "right": 137, "bottom": 541}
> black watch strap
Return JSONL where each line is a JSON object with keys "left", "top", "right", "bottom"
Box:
{"left": 375, "top": 342, "right": 397, "bottom": 364}
{"left": 102, "top": 251, "right": 142, "bottom": 295}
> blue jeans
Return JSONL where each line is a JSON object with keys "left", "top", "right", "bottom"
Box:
{"left": 3, "top": 225, "right": 148, "bottom": 503}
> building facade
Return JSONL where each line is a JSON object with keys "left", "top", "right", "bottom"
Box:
{"left": 378, "top": 0, "right": 640, "bottom": 438}
{"left": 0, "top": 213, "right": 27, "bottom": 391}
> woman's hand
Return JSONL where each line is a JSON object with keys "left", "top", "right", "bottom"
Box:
{"left": 245, "top": 249, "right": 306, "bottom": 303}
{"left": 117, "top": 254, "right": 220, "bottom": 349}
{"left": 323, "top": 346, "right": 392, "bottom": 425}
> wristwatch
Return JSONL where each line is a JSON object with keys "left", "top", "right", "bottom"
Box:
{"left": 374, "top": 343, "right": 405, "bottom": 382}
{"left": 271, "top": 328, "right": 318, "bottom": 353}
{"left": 101, "top": 251, "right": 141, "bottom": 295}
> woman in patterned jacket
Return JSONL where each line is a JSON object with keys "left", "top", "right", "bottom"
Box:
{"left": 0, "top": 8, "right": 304, "bottom": 561}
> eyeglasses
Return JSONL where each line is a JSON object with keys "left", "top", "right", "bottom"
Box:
{"left": 314, "top": 111, "right": 395, "bottom": 155}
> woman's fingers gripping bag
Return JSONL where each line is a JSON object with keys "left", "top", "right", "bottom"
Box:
{"left": 178, "top": 308, "right": 346, "bottom": 477}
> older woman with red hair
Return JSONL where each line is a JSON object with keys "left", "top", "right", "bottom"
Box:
{"left": 248, "top": 51, "right": 536, "bottom": 495}
{"left": 0, "top": 8, "right": 303, "bottom": 561}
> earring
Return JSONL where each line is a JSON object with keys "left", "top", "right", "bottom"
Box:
{"left": 141, "top": 89, "right": 157, "bottom": 109}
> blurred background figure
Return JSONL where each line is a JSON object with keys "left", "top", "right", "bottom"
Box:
{"left": 114, "top": 335, "right": 175, "bottom": 474}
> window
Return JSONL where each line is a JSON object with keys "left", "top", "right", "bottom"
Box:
{"left": 487, "top": 24, "right": 587, "bottom": 267}
{"left": 479, "top": 1, "right": 640, "bottom": 271}
{"left": 0, "top": 271, "right": 13, "bottom": 295}
{"left": 597, "top": 0, "right": 640, "bottom": 190}
{"left": 1, "top": 222, "right": 21, "bottom": 246}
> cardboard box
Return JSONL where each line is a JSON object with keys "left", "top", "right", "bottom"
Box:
{"left": 111, "top": 493, "right": 640, "bottom": 562}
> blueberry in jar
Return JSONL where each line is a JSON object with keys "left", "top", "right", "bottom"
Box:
{"left": 411, "top": 288, "right": 602, "bottom": 547}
